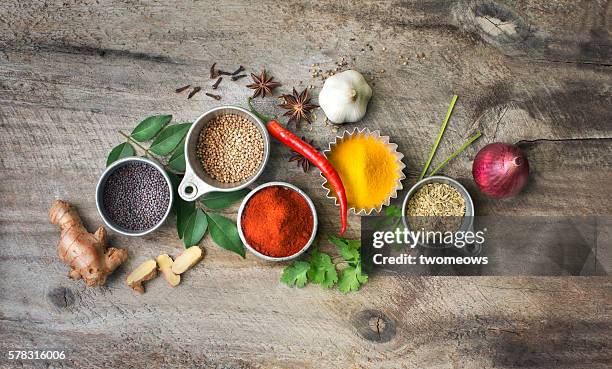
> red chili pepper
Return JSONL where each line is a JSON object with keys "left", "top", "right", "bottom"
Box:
{"left": 248, "top": 99, "right": 348, "bottom": 235}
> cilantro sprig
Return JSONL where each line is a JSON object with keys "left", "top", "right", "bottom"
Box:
{"left": 280, "top": 261, "right": 310, "bottom": 288}
{"left": 329, "top": 235, "right": 368, "bottom": 293}
{"left": 280, "top": 235, "right": 368, "bottom": 293}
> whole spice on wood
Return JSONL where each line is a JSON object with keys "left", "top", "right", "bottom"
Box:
{"left": 102, "top": 162, "right": 171, "bottom": 231}
{"left": 197, "top": 114, "right": 264, "bottom": 183}
{"left": 241, "top": 185, "right": 314, "bottom": 258}
{"left": 231, "top": 74, "right": 247, "bottom": 81}
{"left": 279, "top": 87, "right": 319, "bottom": 125}
{"left": 212, "top": 77, "right": 222, "bottom": 89}
{"left": 231, "top": 65, "right": 245, "bottom": 75}
{"left": 175, "top": 84, "right": 191, "bottom": 93}
{"left": 327, "top": 134, "right": 400, "bottom": 211}
{"left": 205, "top": 92, "right": 221, "bottom": 100}
{"left": 210, "top": 63, "right": 217, "bottom": 78}
{"left": 188, "top": 86, "right": 201, "bottom": 99}
{"left": 247, "top": 69, "right": 281, "bottom": 98}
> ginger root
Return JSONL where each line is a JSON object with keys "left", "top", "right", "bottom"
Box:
{"left": 172, "top": 246, "right": 203, "bottom": 274}
{"left": 156, "top": 254, "right": 180, "bottom": 287}
{"left": 126, "top": 259, "right": 157, "bottom": 293}
{"left": 49, "top": 200, "right": 128, "bottom": 287}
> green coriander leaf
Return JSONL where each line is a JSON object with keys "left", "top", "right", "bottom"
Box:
{"left": 106, "top": 142, "right": 135, "bottom": 166}
{"left": 168, "top": 138, "right": 186, "bottom": 172}
{"left": 201, "top": 189, "right": 251, "bottom": 210}
{"left": 176, "top": 198, "right": 195, "bottom": 239}
{"left": 329, "top": 235, "right": 361, "bottom": 265}
{"left": 182, "top": 208, "right": 208, "bottom": 248}
{"left": 131, "top": 114, "right": 172, "bottom": 142}
{"left": 281, "top": 261, "right": 310, "bottom": 288}
{"left": 206, "top": 213, "right": 245, "bottom": 258}
{"left": 149, "top": 123, "right": 191, "bottom": 156}
{"left": 328, "top": 235, "right": 360, "bottom": 249}
{"left": 385, "top": 205, "right": 402, "bottom": 218}
{"left": 338, "top": 264, "right": 368, "bottom": 294}
{"left": 340, "top": 247, "right": 360, "bottom": 264}
{"left": 307, "top": 249, "right": 338, "bottom": 289}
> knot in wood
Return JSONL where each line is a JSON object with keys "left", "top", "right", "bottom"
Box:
{"left": 353, "top": 309, "right": 396, "bottom": 343}
{"left": 47, "top": 286, "right": 75, "bottom": 308}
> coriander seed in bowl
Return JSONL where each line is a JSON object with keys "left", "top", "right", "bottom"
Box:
{"left": 178, "top": 106, "right": 270, "bottom": 202}
{"left": 196, "top": 113, "right": 264, "bottom": 183}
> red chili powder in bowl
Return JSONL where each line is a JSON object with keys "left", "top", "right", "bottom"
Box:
{"left": 241, "top": 186, "right": 314, "bottom": 258}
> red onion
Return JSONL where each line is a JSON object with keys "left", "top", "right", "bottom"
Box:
{"left": 472, "top": 142, "right": 529, "bottom": 199}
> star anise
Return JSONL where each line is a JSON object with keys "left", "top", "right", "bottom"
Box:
{"left": 289, "top": 136, "right": 319, "bottom": 172}
{"left": 278, "top": 88, "right": 319, "bottom": 126}
{"left": 246, "top": 70, "right": 281, "bottom": 98}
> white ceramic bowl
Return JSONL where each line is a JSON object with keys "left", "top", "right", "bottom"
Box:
{"left": 237, "top": 181, "right": 318, "bottom": 262}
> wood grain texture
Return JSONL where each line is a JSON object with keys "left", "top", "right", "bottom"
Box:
{"left": 0, "top": 0, "right": 610, "bottom": 368}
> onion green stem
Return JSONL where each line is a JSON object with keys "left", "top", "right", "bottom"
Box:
{"left": 428, "top": 131, "right": 482, "bottom": 177}
{"left": 419, "top": 94, "right": 458, "bottom": 180}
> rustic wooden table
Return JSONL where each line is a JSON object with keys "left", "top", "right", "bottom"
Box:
{"left": 1, "top": 1, "right": 611, "bottom": 368}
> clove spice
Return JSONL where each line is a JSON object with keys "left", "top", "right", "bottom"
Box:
{"left": 175, "top": 84, "right": 191, "bottom": 93}
{"left": 205, "top": 92, "right": 221, "bottom": 100}
{"left": 188, "top": 86, "right": 201, "bottom": 99}
{"left": 231, "top": 65, "right": 245, "bottom": 75}
{"left": 231, "top": 74, "right": 247, "bottom": 81}
{"left": 210, "top": 63, "right": 217, "bottom": 78}
{"left": 212, "top": 77, "right": 222, "bottom": 89}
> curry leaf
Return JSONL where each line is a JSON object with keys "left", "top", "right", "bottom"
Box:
{"left": 182, "top": 208, "right": 207, "bottom": 248}
{"left": 149, "top": 123, "right": 191, "bottom": 156}
{"left": 176, "top": 198, "right": 195, "bottom": 239}
{"left": 168, "top": 138, "right": 186, "bottom": 172}
{"left": 106, "top": 142, "right": 135, "bottom": 166}
{"left": 130, "top": 114, "right": 172, "bottom": 142}
{"left": 206, "top": 213, "right": 245, "bottom": 257}
{"left": 281, "top": 261, "right": 310, "bottom": 288}
{"left": 201, "top": 189, "right": 251, "bottom": 210}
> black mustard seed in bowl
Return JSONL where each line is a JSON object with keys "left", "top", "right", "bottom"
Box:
{"left": 96, "top": 158, "right": 173, "bottom": 236}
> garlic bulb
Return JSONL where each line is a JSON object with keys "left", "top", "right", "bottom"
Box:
{"left": 319, "top": 70, "right": 372, "bottom": 124}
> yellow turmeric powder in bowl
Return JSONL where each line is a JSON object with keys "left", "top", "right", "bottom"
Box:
{"left": 323, "top": 129, "right": 405, "bottom": 214}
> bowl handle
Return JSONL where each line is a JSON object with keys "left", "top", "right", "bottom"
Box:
{"left": 178, "top": 170, "right": 215, "bottom": 201}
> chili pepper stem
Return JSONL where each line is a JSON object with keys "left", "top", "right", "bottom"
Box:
{"left": 247, "top": 97, "right": 274, "bottom": 123}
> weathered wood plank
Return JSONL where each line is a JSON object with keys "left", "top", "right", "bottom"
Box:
{"left": 0, "top": 0, "right": 610, "bottom": 368}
